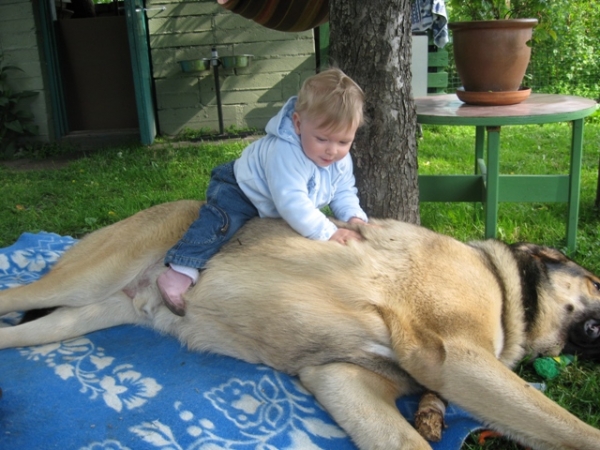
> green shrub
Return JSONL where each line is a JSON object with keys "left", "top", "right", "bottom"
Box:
{"left": 0, "top": 53, "right": 39, "bottom": 157}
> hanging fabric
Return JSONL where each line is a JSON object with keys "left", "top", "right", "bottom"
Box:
{"left": 411, "top": 0, "right": 449, "bottom": 48}
{"left": 217, "top": 0, "right": 329, "bottom": 32}
{"left": 217, "top": 0, "right": 448, "bottom": 48}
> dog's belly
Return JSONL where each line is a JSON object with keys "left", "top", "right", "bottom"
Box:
{"left": 180, "top": 298, "right": 393, "bottom": 372}
{"left": 159, "top": 265, "right": 406, "bottom": 380}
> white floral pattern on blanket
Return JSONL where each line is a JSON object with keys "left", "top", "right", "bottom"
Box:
{"left": 0, "top": 232, "right": 73, "bottom": 289}
{"left": 0, "top": 232, "right": 483, "bottom": 450}
{"left": 19, "top": 338, "right": 162, "bottom": 412}
{"left": 130, "top": 370, "right": 347, "bottom": 449}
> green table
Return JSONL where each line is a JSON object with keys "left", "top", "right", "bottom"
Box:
{"left": 416, "top": 93, "right": 598, "bottom": 253}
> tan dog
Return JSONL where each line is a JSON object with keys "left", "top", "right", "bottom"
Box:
{"left": 1, "top": 200, "right": 600, "bottom": 450}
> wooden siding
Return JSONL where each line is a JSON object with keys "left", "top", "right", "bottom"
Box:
{"left": 146, "top": 0, "right": 317, "bottom": 136}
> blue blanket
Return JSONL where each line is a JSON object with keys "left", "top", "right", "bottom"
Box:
{"left": 0, "top": 232, "right": 485, "bottom": 450}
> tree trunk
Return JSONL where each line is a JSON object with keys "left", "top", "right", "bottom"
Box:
{"left": 329, "top": 0, "right": 420, "bottom": 224}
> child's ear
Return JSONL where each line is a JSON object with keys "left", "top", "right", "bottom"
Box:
{"left": 292, "top": 112, "right": 301, "bottom": 135}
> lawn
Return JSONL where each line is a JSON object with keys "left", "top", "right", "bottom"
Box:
{"left": 1, "top": 122, "right": 599, "bottom": 449}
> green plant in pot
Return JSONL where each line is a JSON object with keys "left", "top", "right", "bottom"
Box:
{"left": 446, "top": 0, "right": 544, "bottom": 105}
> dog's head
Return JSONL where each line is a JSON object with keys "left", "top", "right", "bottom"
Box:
{"left": 511, "top": 243, "right": 600, "bottom": 360}
{"left": 549, "top": 257, "right": 600, "bottom": 361}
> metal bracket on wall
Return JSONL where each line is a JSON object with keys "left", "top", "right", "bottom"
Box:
{"left": 135, "top": 6, "right": 166, "bottom": 12}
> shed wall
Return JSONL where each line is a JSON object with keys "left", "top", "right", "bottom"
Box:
{"left": 146, "top": 0, "right": 317, "bottom": 135}
{"left": 0, "top": 0, "right": 51, "bottom": 143}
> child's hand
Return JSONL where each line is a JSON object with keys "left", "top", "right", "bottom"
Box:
{"left": 329, "top": 228, "right": 362, "bottom": 245}
{"left": 349, "top": 217, "right": 380, "bottom": 228}
{"left": 348, "top": 217, "right": 368, "bottom": 225}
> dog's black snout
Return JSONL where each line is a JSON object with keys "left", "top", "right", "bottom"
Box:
{"left": 584, "top": 319, "right": 600, "bottom": 339}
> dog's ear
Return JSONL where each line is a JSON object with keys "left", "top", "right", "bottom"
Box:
{"left": 511, "top": 243, "right": 568, "bottom": 264}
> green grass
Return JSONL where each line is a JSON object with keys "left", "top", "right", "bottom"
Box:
{"left": 0, "top": 140, "right": 248, "bottom": 243}
{"left": 419, "top": 123, "right": 600, "bottom": 273}
{"left": 1, "top": 123, "right": 600, "bottom": 449}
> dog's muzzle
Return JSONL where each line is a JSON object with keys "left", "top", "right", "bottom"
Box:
{"left": 563, "top": 318, "right": 600, "bottom": 360}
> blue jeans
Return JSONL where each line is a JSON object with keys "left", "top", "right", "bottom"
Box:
{"left": 164, "top": 161, "right": 258, "bottom": 269}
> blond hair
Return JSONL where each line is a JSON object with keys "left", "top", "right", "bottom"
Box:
{"left": 295, "top": 68, "right": 365, "bottom": 131}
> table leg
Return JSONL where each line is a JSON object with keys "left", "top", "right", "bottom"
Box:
{"left": 475, "top": 126, "right": 485, "bottom": 174}
{"left": 485, "top": 127, "right": 501, "bottom": 239}
{"left": 472, "top": 126, "right": 487, "bottom": 223}
{"left": 594, "top": 159, "right": 600, "bottom": 208}
{"left": 596, "top": 156, "right": 600, "bottom": 209}
{"left": 566, "top": 118, "right": 584, "bottom": 254}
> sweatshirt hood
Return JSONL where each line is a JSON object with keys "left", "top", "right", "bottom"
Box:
{"left": 264, "top": 96, "right": 300, "bottom": 145}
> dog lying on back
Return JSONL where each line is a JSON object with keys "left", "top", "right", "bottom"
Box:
{"left": 1, "top": 200, "right": 599, "bottom": 450}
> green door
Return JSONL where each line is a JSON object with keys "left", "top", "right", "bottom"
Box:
{"left": 125, "top": 0, "right": 157, "bottom": 145}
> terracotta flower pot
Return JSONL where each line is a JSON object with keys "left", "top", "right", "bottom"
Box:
{"left": 449, "top": 19, "right": 538, "bottom": 93}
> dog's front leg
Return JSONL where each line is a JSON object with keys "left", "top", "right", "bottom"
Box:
{"left": 299, "top": 362, "right": 432, "bottom": 450}
{"left": 433, "top": 347, "right": 600, "bottom": 450}
{"left": 0, "top": 292, "right": 141, "bottom": 350}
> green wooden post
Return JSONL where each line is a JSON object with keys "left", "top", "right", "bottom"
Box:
{"left": 475, "top": 126, "right": 485, "bottom": 175}
{"left": 318, "top": 23, "right": 329, "bottom": 69}
{"left": 566, "top": 118, "right": 585, "bottom": 253}
{"left": 38, "top": 0, "right": 69, "bottom": 138}
{"left": 484, "top": 127, "right": 501, "bottom": 239}
{"left": 125, "top": 0, "right": 157, "bottom": 145}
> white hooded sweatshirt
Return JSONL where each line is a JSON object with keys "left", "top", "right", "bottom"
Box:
{"left": 234, "top": 96, "right": 368, "bottom": 241}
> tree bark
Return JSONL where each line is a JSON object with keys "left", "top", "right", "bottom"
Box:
{"left": 329, "top": 0, "right": 420, "bottom": 224}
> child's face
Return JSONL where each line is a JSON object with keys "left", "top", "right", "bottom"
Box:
{"left": 292, "top": 112, "right": 358, "bottom": 168}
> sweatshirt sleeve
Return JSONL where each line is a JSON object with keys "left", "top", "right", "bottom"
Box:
{"left": 329, "top": 155, "right": 368, "bottom": 223}
{"left": 264, "top": 143, "right": 339, "bottom": 240}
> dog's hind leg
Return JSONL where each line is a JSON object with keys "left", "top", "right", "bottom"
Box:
{"left": 0, "top": 292, "right": 143, "bottom": 350}
{"left": 0, "top": 255, "right": 165, "bottom": 316}
{"left": 299, "top": 362, "right": 432, "bottom": 450}
{"left": 0, "top": 201, "right": 198, "bottom": 316}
